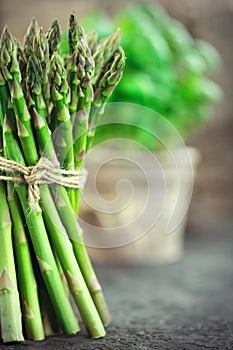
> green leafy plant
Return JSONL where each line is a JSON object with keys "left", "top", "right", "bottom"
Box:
{"left": 82, "top": 4, "right": 222, "bottom": 150}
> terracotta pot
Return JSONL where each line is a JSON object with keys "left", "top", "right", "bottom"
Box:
{"left": 79, "top": 145, "right": 200, "bottom": 265}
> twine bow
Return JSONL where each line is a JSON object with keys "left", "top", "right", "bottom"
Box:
{"left": 0, "top": 156, "right": 87, "bottom": 205}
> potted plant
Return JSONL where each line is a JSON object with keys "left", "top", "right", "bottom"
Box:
{"left": 77, "top": 4, "right": 222, "bottom": 265}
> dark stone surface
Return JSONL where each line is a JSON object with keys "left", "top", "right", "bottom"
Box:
{"left": 1, "top": 220, "right": 233, "bottom": 350}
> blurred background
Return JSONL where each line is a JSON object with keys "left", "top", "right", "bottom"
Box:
{"left": 0, "top": 0, "right": 232, "bottom": 242}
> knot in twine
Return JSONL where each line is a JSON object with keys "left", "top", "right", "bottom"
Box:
{"left": 0, "top": 156, "right": 87, "bottom": 205}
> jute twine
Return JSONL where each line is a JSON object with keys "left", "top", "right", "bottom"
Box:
{"left": 0, "top": 156, "right": 87, "bottom": 205}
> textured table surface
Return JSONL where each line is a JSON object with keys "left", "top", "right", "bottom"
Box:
{"left": 1, "top": 219, "right": 233, "bottom": 350}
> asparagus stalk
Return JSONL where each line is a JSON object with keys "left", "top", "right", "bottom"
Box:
{"left": 71, "top": 51, "right": 126, "bottom": 323}
{"left": 49, "top": 51, "right": 76, "bottom": 207}
{"left": 68, "top": 14, "right": 84, "bottom": 56}
{"left": 2, "top": 116, "right": 80, "bottom": 335}
{"left": 7, "top": 182, "right": 45, "bottom": 341}
{"left": 85, "top": 29, "right": 124, "bottom": 152}
{"left": 86, "top": 47, "right": 126, "bottom": 152}
{"left": 49, "top": 52, "right": 74, "bottom": 170}
{"left": 24, "top": 27, "right": 110, "bottom": 327}
{"left": 0, "top": 70, "right": 23, "bottom": 343}
{"left": 60, "top": 15, "right": 124, "bottom": 326}
{"left": 0, "top": 181, "right": 24, "bottom": 342}
{"left": 68, "top": 14, "right": 95, "bottom": 114}
{"left": 24, "top": 234, "right": 62, "bottom": 336}
{"left": 38, "top": 280, "right": 62, "bottom": 336}
{"left": 67, "top": 14, "right": 94, "bottom": 115}
{"left": 5, "top": 30, "right": 105, "bottom": 337}
{"left": 1, "top": 59, "right": 51, "bottom": 338}
{"left": 1, "top": 71, "right": 62, "bottom": 338}
{"left": 42, "top": 189, "right": 106, "bottom": 337}
{"left": 54, "top": 253, "right": 69, "bottom": 296}
{"left": 71, "top": 39, "right": 94, "bottom": 165}
{"left": 92, "top": 29, "right": 122, "bottom": 85}
{"left": 33, "top": 110, "right": 110, "bottom": 331}
{"left": 57, "top": 16, "right": 111, "bottom": 326}
{"left": 26, "top": 55, "right": 57, "bottom": 164}
{"left": 1, "top": 31, "right": 79, "bottom": 333}
{"left": 16, "top": 41, "right": 29, "bottom": 103}
{"left": 1, "top": 37, "right": 20, "bottom": 89}
{"left": 0, "top": 72, "right": 10, "bottom": 122}
{"left": 34, "top": 259, "right": 62, "bottom": 336}
{"left": 23, "top": 18, "right": 39, "bottom": 60}
{"left": 67, "top": 16, "right": 124, "bottom": 210}
{"left": 33, "top": 28, "right": 50, "bottom": 115}
{"left": 85, "top": 30, "right": 99, "bottom": 54}
{"left": 46, "top": 19, "right": 62, "bottom": 58}
{"left": 67, "top": 14, "right": 83, "bottom": 117}
{"left": 67, "top": 15, "right": 95, "bottom": 213}
{"left": 25, "top": 49, "right": 107, "bottom": 335}
{"left": 33, "top": 105, "right": 108, "bottom": 332}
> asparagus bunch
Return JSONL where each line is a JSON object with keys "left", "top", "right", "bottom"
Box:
{"left": 0, "top": 14, "right": 125, "bottom": 343}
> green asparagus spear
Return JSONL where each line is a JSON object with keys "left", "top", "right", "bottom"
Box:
{"left": 7, "top": 183, "right": 45, "bottom": 341}
{"left": 49, "top": 52, "right": 74, "bottom": 170}
{"left": 5, "top": 31, "right": 105, "bottom": 337}
{"left": 67, "top": 14, "right": 95, "bottom": 212}
{"left": 0, "top": 181, "right": 24, "bottom": 342}
{"left": 86, "top": 47, "right": 126, "bottom": 152}
{"left": 1, "top": 29, "right": 79, "bottom": 333}
{"left": 25, "top": 25, "right": 110, "bottom": 327}
{"left": 85, "top": 30, "right": 99, "bottom": 54}
{"left": 33, "top": 29, "right": 50, "bottom": 115}
{"left": 47, "top": 19, "right": 62, "bottom": 58}
{"left": 26, "top": 50, "right": 108, "bottom": 335}
{"left": 0, "top": 72, "right": 23, "bottom": 343}
{"left": 23, "top": 18, "right": 39, "bottom": 60}
{"left": 3, "top": 116, "right": 80, "bottom": 335}
{"left": 92, "top": 29, "right": 122, "bottom": 85}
